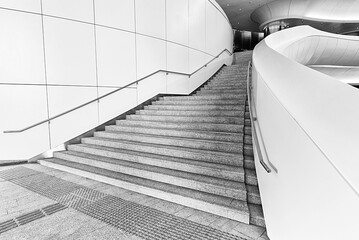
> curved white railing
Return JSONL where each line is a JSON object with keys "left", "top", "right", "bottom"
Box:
{"left": 252, "top": 26, "right": 359, "bottom": 240}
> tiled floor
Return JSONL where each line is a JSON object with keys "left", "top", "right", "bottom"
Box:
{"left": 0, "top": 163, "right": 269, "bottom": 240}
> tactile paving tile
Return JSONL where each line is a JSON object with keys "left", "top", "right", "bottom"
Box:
{"left": 77, "top": 195, "right": 246, "bottom": 240}
{"left": 0, "top": 167, "right": 246, "bottom": 239}
{"left": 0, "top": 219, "right": 18, "bottom": 234}
{"left": 0, "top": 203, "right": 67, "bottom": 235}
{"left": 15, "top": 209, "right": 45, "bottom": 226}
{"left": 42, "top": 203, "right": 67, "bottom": 216}
{"left": 0, "top": 166, "right": 40, "bottom": 181}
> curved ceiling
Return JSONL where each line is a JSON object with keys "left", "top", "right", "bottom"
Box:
{"left": 215, "top": 0, "right": 276, "bottom": 31}
{"left": 216, "top": 0, "right": 359, "bottom": 32}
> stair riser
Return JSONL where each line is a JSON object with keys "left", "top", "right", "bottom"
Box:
{"left": 39, "top": 160, "right": 250, "bottom": 224}
{"left": 54, "top": 153, "right": 246, "bottom": 201}
{"left": 248, "top": 193, "right": 261, "bottom": 205}
{"left": 244, "top": 127, "right": 252, "bottom": 136}
{"left": 244, "top": 136, "right": 253, "bottom": 145}
{"left": 116, "top": 120, "right": 243, "bottom": 133}
{"left": 196, "top": 91, "right": 246, "bottom": 96}
{"left": 197, "top": 89, "right": 246, "bottom": 94}
{"left": 81, "top": 138, "right": 243, "bottom": 166}
{"left": 67, "top": 145, "right": 244, "bottom": 182}
{"left": 137, "top": 110, "right": 244, "bottom": 117}
{"left": 94, "top": 131, "right": 243, "bottom": 154}
{"left": 211, "top": 79, "right": 244, "bottom": 84}
{"left": 244, "top": 160, "right": 255, "bottom": 170}
{"left": 161, "top": 95, "right": 246, "bottom": 101}
{"left": 204, "top": 86, "right": 246, "bottom": 90}
{"left": 106, "top": 125, "right": 243, "bottom": 143}
{"left": 126, "top": 115, "right": 243, "bottom": 125}
{"left": 153, "top": 98, "right": 244, "bottom": 106}
{"left": 244, "top": 145, "right": 254, "bottom": 157}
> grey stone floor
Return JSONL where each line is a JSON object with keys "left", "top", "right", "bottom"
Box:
{"left": 0, "top": 164, "right": 269, "bottom": 240}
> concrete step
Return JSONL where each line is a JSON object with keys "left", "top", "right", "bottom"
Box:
{"left": 146, "top": 105, "right": 245, "bottom": 111}
{"left": 160, "top": 95, "right": 246, "bottom": 101}
{"left": 204, "top": 85, "right": 246, "bottom": 90}
{"left": 206, "top": 83, "right": 245, "bottom": 88}
{"left": 82, "top": 137, "right": 243, "bottom": 166}
{"left": 244, "top": 135, "right": 252, "bottom": 145}
{"left": 54, "top": 150, "right": 247, "bottom": 200}
{"left": 249, "top": 204, "right": 265, "bottom": 227}
{"left": 152, "top": 99, "right": 245, "bottom": 106}
{"left": 106, "top": 125, "right": 243, "bottom": 143}
{"left": 94, "top": 131, "right": 243, "bottom": 154}
{"left": 245, "top": 119, "right": 251, "bottom": 126}
{"left": 245, "top": 126, "right": 252, "bottom": 135}
{"left": 136, "top": 109, "right": 243, "bottom": 117}
{"left": 211, "top": 78, "right": 242, "bottom": 83}
{"left": 244, "top": 157, "right": 255, "bottom": 170}
{"left": 196, "top": 89, "right": 246, "bottom": 95}
{"left": 39, "top": 158, "right": 250, "bottom": 224}
{"left": 245, "top": 169, "right": 258, "bottom": 186}
{"left": 116, "top": 120, "right": 243, "bottom": 133}
{"left": 126, "top": 114, "right": 244, "bottom": 125}
{"left": 67, "top": 144, "right": 245, "bottom": 182}
{"left": 244, "top": 144, "right": 254, "bottom": 157}
{"left": 247, "top": 185, "right": 261, "bottom": 205}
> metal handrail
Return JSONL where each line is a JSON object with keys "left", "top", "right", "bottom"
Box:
{"left": 246, "top": 60, "right": 277, "bottom": 173}
{"left": 4, "top": 49, "right": 232, "bottom": 133}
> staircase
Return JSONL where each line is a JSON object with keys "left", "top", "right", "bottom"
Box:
{"left": 39, "top": 61, "right": 265, "bottom": 227}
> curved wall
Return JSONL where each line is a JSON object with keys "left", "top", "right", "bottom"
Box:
{"left": 252, "top": 26, "right": 359, "bottom": 239}
{"left": 0, "top": 0, "right": 233, "bottom": 160}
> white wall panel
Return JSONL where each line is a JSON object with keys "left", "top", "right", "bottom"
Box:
{"left": 43, "top": 17, "right": 97, "bottom": 86}
{"left": 189, "top": 49, "right": 206, "bottom": 90}
{"left": 0, "top": 0, "right": 41, "bottom": 13}
{"left": 0, "top": 10, "right": 45, "bottom": 84}
{"left": 189, "top": 0, "right": 206, "bottom": 51}
{"left": 189, "top": 69, "right": 206, "bottom": 91}
{"left": 98, "top": 88, "right": 137, "bottom": 124}
{"left": 47, "top": 86, "right": 97, "bottom": 118}
{"left": 167, "top": 75, "right": 189, "bottom": 94}
{"left": 189, "top": 49, "right": 206, "bottom": 72}
{"left": 42, "top": 0, "right": 94, "bottom": 23}
{"left": 135, "top": 0, "right": 165, "bottom": 39}
{"left": 0, "top": 85, "right": 48, "bottom": 134}
{"left": 166, "top": 0, "right": 188, "bottom": 46}
{"left": 96, "top": 26, "right": 136, "bottom": 87}
{"left": 94, "top": 0, "right": 135, "bottom": 32}
{"left": 50, "top": 103, "right": 98, "bottom": 147}
{"left": 0, "top": 85, "right": 49, "bottom": 160}
{"left": 136, "top": 35, "right": 166, "bottom": 79}
{"left": 205, "top": 1, "right": 217, "bottom": 56}
{"left": 137, "top": 73, "right": 166, "bottom": 103}
{"left": 167, "top": 42, "right": 189, "bottom": 73}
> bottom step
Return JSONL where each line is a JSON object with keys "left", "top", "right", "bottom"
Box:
{"left": 39, "top": 158, "right": 251, "bottom": 224}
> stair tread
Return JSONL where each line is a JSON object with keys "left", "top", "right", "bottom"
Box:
{"left": 108, "top": 124, "right": 242, "bottom": 137}
{"left": 106, "top": 125, "right": 243, "bottom": 143}
{"left": 83, "top": 137, "right": 241, "bottom": 158}
{"left": 96, "top": 130, "right": 242, "bottom": 148}
{"left": 116, "top": 119, "right": 243, "bottom": 131}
